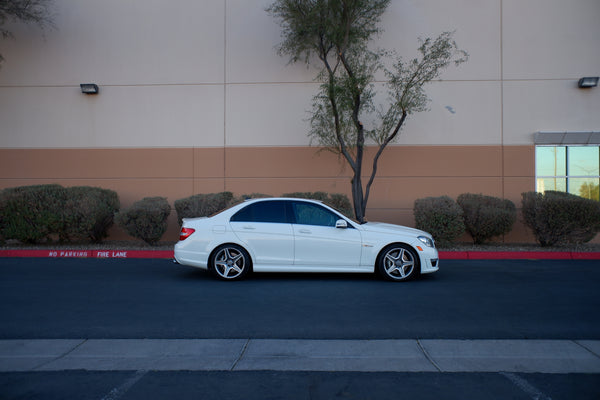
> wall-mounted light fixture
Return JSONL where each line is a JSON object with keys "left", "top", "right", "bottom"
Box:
{"left": 578, "top": 77, "right": 599, "bottom": 88}
{"left": 80, "top": 83, "right": 99, "bottom": 94}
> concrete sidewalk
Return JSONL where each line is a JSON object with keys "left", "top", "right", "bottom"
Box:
{"left": 1, "top": 339, "right": 599, "bottom": 373}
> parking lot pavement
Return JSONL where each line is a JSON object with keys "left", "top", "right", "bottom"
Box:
{"left": 1, "top": 339, "right": 599, "bottom": 373}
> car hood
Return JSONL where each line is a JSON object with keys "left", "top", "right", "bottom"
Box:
{"left": 360, "top": 222, "right": 431, "bottom": 238}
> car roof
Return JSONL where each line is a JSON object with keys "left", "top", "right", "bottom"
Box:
{"left": 242, "top": 197, "right": 324, "bottom": 204}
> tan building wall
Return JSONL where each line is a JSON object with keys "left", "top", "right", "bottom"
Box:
{"left": 1, "top": 0, "right": 599, "bottom": 242}
{"left": 0, "top": 145, "right": 534, "bottom": 242}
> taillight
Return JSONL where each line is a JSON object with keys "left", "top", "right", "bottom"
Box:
{"left": 179, "top": 227, "right": 195, "bottom": 241}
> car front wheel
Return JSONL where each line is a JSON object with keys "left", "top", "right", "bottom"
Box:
{"left": 377, "top": 244, "right": 419, "bottom": 281}
{"left": 210, "top": 244, "right": 251, "bottom": 281}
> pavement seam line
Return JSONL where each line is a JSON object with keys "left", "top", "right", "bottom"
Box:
{"left": 100, "top": 369, "right": 148, "bottom": 400}
{"left": 500, "top": 372, "right": 552, "bottom": 400}
{"left": 31, "top": 339, "right": 88, "bottom": 371}
{"left": 573, "top": 340, "right": 600, "bottom": 358}
{"left": 230, "top": 339, "right": 251, "bottom": 371}
{"left": 416, "top": 339, "right": 441, "bottom": 372}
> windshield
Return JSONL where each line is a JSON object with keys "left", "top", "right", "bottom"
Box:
{"left": 325, "top": 203, "right": 363, "bottom": 225}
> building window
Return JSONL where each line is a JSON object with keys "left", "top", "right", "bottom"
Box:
{"left": 536, "top": 145, "right": 600, "bottom": 200}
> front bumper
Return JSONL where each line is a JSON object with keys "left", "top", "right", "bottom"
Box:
{"left": 420, "top": 248, "right": 439, "bottom": 274}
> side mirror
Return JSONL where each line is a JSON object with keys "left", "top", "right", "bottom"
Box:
{"left": 335, "top": 219, "right": 348, "bottom": 229}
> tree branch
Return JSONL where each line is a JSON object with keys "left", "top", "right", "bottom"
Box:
{"left": 364, "top": 110, "right": 407, "bottom": 206}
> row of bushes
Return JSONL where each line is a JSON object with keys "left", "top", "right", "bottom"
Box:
{"left": 0, "top": 185, "right": 352, "bottom": 246}
{"left": 414, "top": 191, "right": 600, "bottom": 247}
{"left": 0, "top": 185, "right": 174, "bottom": 246}
{"left": 414, "top": 193, "right": 516, "bottom": 246}
{"left": 0, "top": 185, "right": 120, "bottom": 244}
{"left": 2, "top": 184, "right": 599, "bottom": 247}
{"left": 173, "top": 191, "right": 353, "bottom": 225}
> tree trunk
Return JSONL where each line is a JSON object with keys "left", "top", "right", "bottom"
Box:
{"left": 350, "top": 174, "right": 363, "bottom": 223}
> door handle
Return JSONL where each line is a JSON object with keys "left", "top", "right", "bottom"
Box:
{"left": 243, "top": 226, "right": 256, "bottom": 230}
{"left": 298, "top": 229, "right": 311, "bottom": 234}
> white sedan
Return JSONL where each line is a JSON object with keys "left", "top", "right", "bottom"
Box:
{"left": 174, "top": 197, "right": 438, "bottom": 281}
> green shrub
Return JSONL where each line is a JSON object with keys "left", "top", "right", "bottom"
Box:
{"left": 326, "top": 193, "right": 354, "bottom": 217}
{"left": 228, "top": 193, "right": 273, "bottom": 207}
{"left": 174, "top": 192, "right": 234, "bottom": 225}
{"left": 282, "top": 191, "right": 353, "bottom": 217}
{"left": 237, "top": 193, "right": 272, "bottom": 201}
{"left": 413, "top": 196, "right": 465, "bottom": 245}
{"left": 116, "top": 197, "right": 171, "bottom": 245}
{"left": 61, "top": 186, "right": 120, "bottom": 243}
{"left": 0, "top": 184, "right": 120, "bottom": 244}
{"left": 457, "top": 193, "right": 517, "bottom": 244}
{"left": 0, "top": 191, "right": 5, "bottom": 245}
{"left": 522, "top": 191, "right": 600, "bottom": 246}
{"left": 0, "top": 184, "right": 66, "bottom": 243}
{"left": 283, "top": 191, "right": 329, "bottom": 202}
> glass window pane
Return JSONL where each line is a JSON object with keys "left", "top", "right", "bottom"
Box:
{"left": 231, "top": 205, "right": 252, "bottom": 222}
{"left": 569, "top": 178, "right": 600, "bottom": 201}
{"left": 252, "top": 201, "right": 288, "bottom": 223}
{"left": 536, "top": 146, "right": 566, "bottom": 176}
{"left": 231, "top": 201, "right": 288, "bottom": 223}
{"left": 293, "top": 202, "right": 338, "bottom": 227}
{"left": 536, "top": 178, "right": 566, "bottom": 193}
{"left": 568, "top": 147, "right": 599, "bottom": 176}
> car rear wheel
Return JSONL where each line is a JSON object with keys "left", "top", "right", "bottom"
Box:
{"left": 377, "top": 244, "right": 419, "bottom": 281}
{"left": 210, "top": 244, "right": 251, "bottom": 281}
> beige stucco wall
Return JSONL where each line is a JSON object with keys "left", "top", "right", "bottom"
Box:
{"left": 1, "top": 0, "right": 598, "bottom": 149}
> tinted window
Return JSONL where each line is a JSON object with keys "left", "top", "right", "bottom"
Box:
{"left": 231, "top": 201, "right": 289, "bottom": 223}
{"left": 292, "top": 202, "right": 338, "bottom": 227}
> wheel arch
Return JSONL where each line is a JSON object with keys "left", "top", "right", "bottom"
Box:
{"left": 374, "top": 242, "right": 422, "bottom": 274}
{"left": 208, "top": 242, "right": 254, "bottom": 272}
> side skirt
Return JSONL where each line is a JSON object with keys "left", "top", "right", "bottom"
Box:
{"left": 252, "top": 265, "right": 374, "bottom": 273}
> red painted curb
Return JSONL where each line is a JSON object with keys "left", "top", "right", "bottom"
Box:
{"left": 466, "top": 251, "right": 573, "bottom": 260}
{"left": 438, "top": 251, "right": 600, "bottom": 260}
{"left": 572, "top": 252, "right": 600, "bottom": 260}
{"left": 437, "top": 251, "right": 469, "bottom": 260}
{"left": 0, "top": 249, "right": 174, "bottom": 259}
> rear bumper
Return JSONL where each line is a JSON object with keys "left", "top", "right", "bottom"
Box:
{"left": 173, "top": 247, "right": 209, "bottom": 270}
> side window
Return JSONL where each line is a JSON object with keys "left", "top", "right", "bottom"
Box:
{"left": 292, "top": 202, "right": 338, "bottom": 227}
{"left": 231, "top": 201, "right": 289, "bottom": 223}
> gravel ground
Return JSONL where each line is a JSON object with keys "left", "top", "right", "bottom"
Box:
{"left": 2, "top": 240, "right": 600, "bottom": 252}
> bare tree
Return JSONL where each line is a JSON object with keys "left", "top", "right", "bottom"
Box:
{"left": 268, "top": 0, "right": 467, "bottom": 222}
{"left": 0, "top": 0, "right": 54, "bottom": 65}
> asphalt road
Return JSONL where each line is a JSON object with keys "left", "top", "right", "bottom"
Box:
{"left": 1, "top": 258, "right": 599, "bottom": 340}
{"left": 1, "top": 370, "right": 599, "bottom": 400}
{"left": 1, "top": 258, "right": 599, "bottom": 399}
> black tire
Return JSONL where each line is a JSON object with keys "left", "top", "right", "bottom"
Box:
{"left": 210, "top": 244, "right": 251, "bottom": 281}
{"left": 377, "top": 244, "right": 420, "bottom": 281}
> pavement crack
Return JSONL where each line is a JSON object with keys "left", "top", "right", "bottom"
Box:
{"left": 416, "top": 339, "right": 441, "bottom": 372}
{"left": 230, "top": 338, "right": 251, "bottom": 371}
{"left": 32, "top": 339, "right": 88, "bottom": 371}
{"left": 574, "top": 340, "right": 600, "bottom": 358}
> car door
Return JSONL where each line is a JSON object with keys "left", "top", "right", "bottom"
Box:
{"left": 229, "top": 200, "right": 294, "bottom": 266}
{"left": 291, "top": 201, "right": 362, "bottom": 268}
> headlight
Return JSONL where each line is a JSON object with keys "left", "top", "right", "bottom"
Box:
{"left": 418, "top": 236, "right": 434, "bottom": 248}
